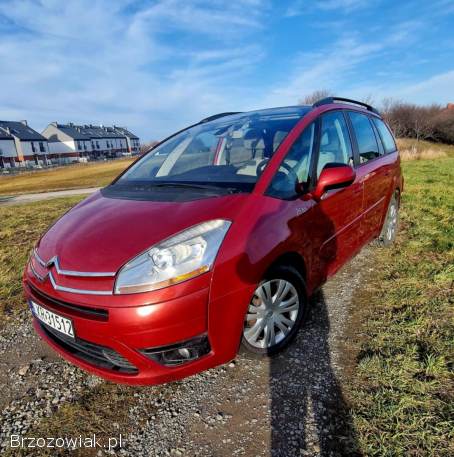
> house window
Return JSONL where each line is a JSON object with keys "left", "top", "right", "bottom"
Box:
{"left": 39, "top": 142, "right": 46, "bottom": 152}
{"left": 84, "top": 142, "right": 87, "bottom": 150}
{"left": 96, "top": 141, "right": 100, "bottom": 149}
{"left": 31, "top": 142, "right": 36, "bottom": 153}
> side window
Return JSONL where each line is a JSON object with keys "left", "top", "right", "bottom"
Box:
{"left": 317, "top": 111, "right": 353, "bottom": 177}
{"left": 372, "top": 118, "right": 397, "bottom": 154}
{"left": 267, "top": 122, "right": 315, "bottom": 199}
{"left": 348, "top": 112, "right": 380, "bottom": 164}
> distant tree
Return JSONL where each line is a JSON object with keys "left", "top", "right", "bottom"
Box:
{"left": 433, "top": 109, "right": 454, "bottom": 143}
{"left": 140, "top": 141, "right": 159, "bottom": 155}
{"left": 382, "top": 99, "right": 441, "bottom": 141}
{"left": 299, "top": 89, "right": 333, "bottom": 105}
{"left": 361, "top": 94, "right": 376, "bottom": 106}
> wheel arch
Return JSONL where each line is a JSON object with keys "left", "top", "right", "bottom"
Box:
{"left": 266, "top": 251, "right": 308, "bottom": 285}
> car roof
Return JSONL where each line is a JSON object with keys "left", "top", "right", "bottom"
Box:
{"left": 200, "top": 97, "right": 381, "bottom": 126}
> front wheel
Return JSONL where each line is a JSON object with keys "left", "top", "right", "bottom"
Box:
{"left": 241, "top": 265, "right": 307, "bottom": 356}
{"left": 377, "top": 193, "right": 399, "bottom": 246}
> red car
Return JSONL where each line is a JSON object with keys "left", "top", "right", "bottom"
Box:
{"left": 23, "top": 97, "right": 403, "bottom": 385}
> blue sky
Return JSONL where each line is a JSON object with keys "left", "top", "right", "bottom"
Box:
{"left": 0, "top": 0, "right": 453, "bottom": 141}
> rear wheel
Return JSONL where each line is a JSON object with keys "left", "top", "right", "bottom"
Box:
{"left": 377, "top": 193, "right": 399, "bottom": 246}
{"left": 241, "top": 265, "right": 307, "bottom": 356}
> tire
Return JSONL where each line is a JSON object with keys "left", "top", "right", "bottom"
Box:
{"left": 241, "top": 265, "right": 307, "bottom": 357}
{"left": 377, "top": 193, "right": 399, "bottom": 247}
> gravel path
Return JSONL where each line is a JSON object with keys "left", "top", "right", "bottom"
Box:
{"left": 0, "top": 187, "right": 100, "bottom": 206}
{"left": 0, "top": 248, "right": 374, "bottom": 456}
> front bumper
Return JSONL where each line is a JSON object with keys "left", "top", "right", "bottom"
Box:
{"left": 23, "top": 271, "right": 240, "bottom": 385}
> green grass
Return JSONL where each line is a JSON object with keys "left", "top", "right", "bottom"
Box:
{"left": 0, "top": 158, "right": 134, "bottom": 196}
{"left": 0, "top": 197, "right": 84, "bottom": 321}
{"left": 0, "top": 154, "right": 452, "bottom": 455}
{"left": 349, "top": 156, "right": 454, "bottom": 456}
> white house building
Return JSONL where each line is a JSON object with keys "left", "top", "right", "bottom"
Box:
{"left": 80, "top": 125, "right": 129, "bottom": 159}
{"left": 113, "top": 126, "right": 140, "bottom": 154}
{"left": 0, "top": 120, "right": 49, "bottom": 168}
{"left": 42, "top": 122, "right": 92, "bottom": 163}
{"left": 42, "top": 123, "right": 140, "bottom": 161}
{"left": 0, "top": 129, "right": 18, "bottom": 169}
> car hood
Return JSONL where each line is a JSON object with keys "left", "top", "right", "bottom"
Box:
{"left": 36, "top": 190, "right": 249, "bottom": 273}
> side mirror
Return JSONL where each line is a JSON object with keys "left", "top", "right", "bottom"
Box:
{"left": 310, "top": 163, "right": 356, "bottom": 201}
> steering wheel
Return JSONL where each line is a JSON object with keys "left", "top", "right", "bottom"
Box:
{"left": 256, "top": 159, "right": 298, "bottom": 184}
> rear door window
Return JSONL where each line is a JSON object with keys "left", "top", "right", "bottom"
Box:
{"left": 372, "top": 118, "right": 397, "bottom": 154}
{"left": 348, "top": 112, "right": 380, "bottom": 164}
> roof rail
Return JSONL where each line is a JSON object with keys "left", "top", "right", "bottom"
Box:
{"left": 199, "top": 112, "right": 242, "bottom": 124}
{"left": 313, "top": 97, "right": 380, "bottom": 115}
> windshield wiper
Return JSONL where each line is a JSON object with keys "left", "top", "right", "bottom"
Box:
{"left": 149, "top": 182, "right": 242, "bottom": 193}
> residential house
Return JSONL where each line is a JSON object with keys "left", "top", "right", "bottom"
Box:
{"left": 113, "top": 126, "right": 140, "bottom": 154}
{"left": 42, "top": 122, "right": 92, "bottom": 163}
{"left": 81, "top": 125, "right": 128, "bottom": 158}
{"left": 0, "top": 120, "right": 49, "bottom": 168}
{"left": 42, "top": 123, "right": 139, "bottom": 161}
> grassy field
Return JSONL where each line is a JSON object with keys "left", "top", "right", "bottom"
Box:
{"left": 0, "top": 158, "right": 134, "bottom": 196}
{"left": 349, "top": 155, "right": 454, "bottom": 456}
{"left": 397, "top": 138, "right": 454, "bottom": 161}
{"left": 0, "top": 153, "right": 453, "bottom": 455}
{"left": 0, "top": 196, "right": 84, "bottom": 320}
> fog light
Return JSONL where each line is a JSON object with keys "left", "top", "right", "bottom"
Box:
{"left": 139, "top": 335, "right": 210, "bottom": 367}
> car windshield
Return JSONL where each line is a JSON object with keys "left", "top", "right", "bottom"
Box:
{"left": 115, "top": 107, "right": 309, "bottom": 193}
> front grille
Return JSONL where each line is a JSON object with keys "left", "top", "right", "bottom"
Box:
{"left": 29, "top": 282, "right": 108, "bottom": 321}
{"left": 39, "top": 322, "right": 137, "bottom": 374}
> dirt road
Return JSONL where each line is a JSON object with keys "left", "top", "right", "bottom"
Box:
{"left": 0, "top": 249, "right": 373, "bottom": 456}
{"left": 0, "top": 188, "right": 100, "bottom": 206}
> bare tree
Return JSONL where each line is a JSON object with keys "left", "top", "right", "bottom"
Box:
{"left": 361, "top": 94, "right": 376, "bottom": 106}
{"left": 380, "top": 99, "right": 450, "bottom": 142}
{"left": 299, "top": 90, "right": 333, "bottom": 105}
{"left": 140, "top": 141, "right": 160, "bottom": 155}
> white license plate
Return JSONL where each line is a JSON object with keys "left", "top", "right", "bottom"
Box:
{"left": 31, "top": 301, "right": 75, "bottom": 339}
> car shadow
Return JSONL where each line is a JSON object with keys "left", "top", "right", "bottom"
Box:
{"left": 269, "top": 289, "right": 361, "bottom": 456}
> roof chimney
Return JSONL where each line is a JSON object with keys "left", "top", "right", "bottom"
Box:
{"left": 20, "top": 120, "right": 27, "bottom": 126}
{"left": 447, "top": 103, "right": 454, "bottom": 110}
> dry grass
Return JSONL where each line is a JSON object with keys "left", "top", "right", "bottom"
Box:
{"left": 0, "top": 197, "right": 84, "bottom": 321}
{"left": 397, "top": 138, "right": 454, "bottom": 161}
{"left": 0, "top": 158, "right": 134, "bottom": 196}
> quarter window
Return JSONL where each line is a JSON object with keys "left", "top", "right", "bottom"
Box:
{"left": 348, "top": 112, "right": 380, "bottom": 164}
{"left": 267, "top": 122, "right": 316, "bottom": 199}
{"left": 372, "top": 118, "right": 397, "bottom": 154}
{"left": 317, "top": 112, "right": 353, "bottom": 177}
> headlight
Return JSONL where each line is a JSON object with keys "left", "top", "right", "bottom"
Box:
{"left": 114, "top": 219, "right": 231, "bottom": 294}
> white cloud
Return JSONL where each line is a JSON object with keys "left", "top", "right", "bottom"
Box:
{"left": 258, "top": 20, "right": 430, "bottom": 108}
{"left": 346, "top": 70, "right": 454, "bottom": 106}
{"left": 0, "top": 0, "right": 267, "bottom": 139}
{"left": 285, "top": 0, "right": 370, "bottom": 17}
{"left": 0, "top": 0, "right": 451, "bottom": 141}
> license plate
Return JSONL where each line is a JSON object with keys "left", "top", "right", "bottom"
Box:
{"left": 31, "top": 301, "right": 75, "bottom": 339}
